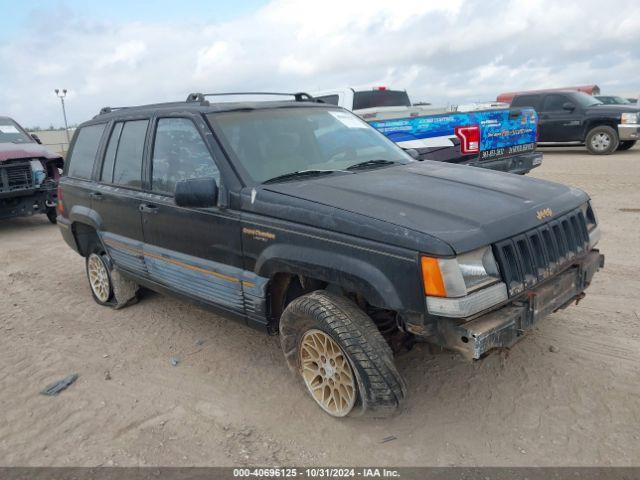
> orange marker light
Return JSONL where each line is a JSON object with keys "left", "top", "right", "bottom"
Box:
{"left": 421, "top": 256, "right": 447, "bottom": 297}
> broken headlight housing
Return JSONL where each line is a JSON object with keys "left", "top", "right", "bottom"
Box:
{"left": 580, "top": 202, "right": 600, "bottom": 248}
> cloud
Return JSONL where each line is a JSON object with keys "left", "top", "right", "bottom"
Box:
{"left": 2, "top": 0, "right": 640, "bottom": 127}
{"left": 95, "top": 41, "right": 147, "bottom": 69}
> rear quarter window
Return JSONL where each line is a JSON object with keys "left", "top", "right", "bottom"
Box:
{"left": 511, "top": 95, "right": 540, "bottom": 110}
{"left": 66, "top": 124, "right": 106, "bottom": 179}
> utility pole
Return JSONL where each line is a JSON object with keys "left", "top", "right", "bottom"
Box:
{"left": 54, "top": 89, "right": 70, "bottom": 144}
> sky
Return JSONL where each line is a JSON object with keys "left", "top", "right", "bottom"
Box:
{"left": 1, "top": 0, "right": 639, "bottom": 128}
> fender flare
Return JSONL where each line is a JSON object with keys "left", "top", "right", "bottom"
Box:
{"left": 68, "top": 205, "right": 103, "bottom": 232}
{"left": 582, "top": 119, "right": 618, "bottom": 141}
{"left": 255, "top": 244, "right": 404, "bottom": 311}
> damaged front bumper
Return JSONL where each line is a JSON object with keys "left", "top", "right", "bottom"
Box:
{"left": 0, "top": 183, "right": 57, "bottom": 220}
{"left": 428, "top": 249, "right": 604, "bottom": 359}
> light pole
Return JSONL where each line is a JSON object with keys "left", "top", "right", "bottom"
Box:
{"left": 54, "top": 89, "right": 70, "bottom": 144}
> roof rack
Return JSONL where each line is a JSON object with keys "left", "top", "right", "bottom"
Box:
{"left": 98, "top": 106, "right": 127, "bottom": 115}
{"left": 96, "top": 92, "right": 317, "bottom": 117}
{"left": 186, "top": 91, "right": 315, "bottom": 104}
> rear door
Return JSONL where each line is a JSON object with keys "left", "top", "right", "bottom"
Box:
{"left": 538, "top": 94, "right": 583, "bottom": 142}
{"left": 140, "top": 114, "right": 248, "bottom": 316}
{"left": 92, "top": 118, "right": 150, "bottom": 277}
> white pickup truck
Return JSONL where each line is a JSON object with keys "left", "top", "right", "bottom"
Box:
{"left": 311, "top": 87, "right": 543, "bottom": 174}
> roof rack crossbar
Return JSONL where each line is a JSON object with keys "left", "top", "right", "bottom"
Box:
{"left": 186, "top": 92, "right": 315, "bottom": 103}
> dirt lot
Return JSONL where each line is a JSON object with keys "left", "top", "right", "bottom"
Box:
{"left": 0, "top": 146, "right": 639, "bottom": 467}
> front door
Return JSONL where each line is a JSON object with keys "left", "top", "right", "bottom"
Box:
{"left": 140, "top": 115, "right": 250, "bottom": 316}
{"left": 538, "top": 94, "right": 583, "bottom": 142}
{"left": 92, "top": 119, "right": 149, "bottom": 277}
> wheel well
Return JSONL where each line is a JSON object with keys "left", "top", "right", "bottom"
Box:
{"left": 72, "top": 222, "right": 100, "bottom": 257}
{"left": 267, "top": 272, "right": 402, "bottom": 340}
{"left": 268, "top": 273, "right": 326, "bottom": 325}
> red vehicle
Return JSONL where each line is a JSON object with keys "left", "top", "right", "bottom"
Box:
{"left": 497, "top": 85, "right": 601, "bottom": 104}
{"left": 0, "top": 116, "right": 63, "bottom": 222}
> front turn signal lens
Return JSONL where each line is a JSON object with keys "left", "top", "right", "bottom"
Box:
{"left": 421, "top": 256, "right": 447, "bottom": 297}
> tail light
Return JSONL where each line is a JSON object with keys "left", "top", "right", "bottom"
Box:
{"left": 56, "top": 184, "right": 64, "bottom": 215}
{"left": 454, "top": 125, "right": 480, "bottom": 154}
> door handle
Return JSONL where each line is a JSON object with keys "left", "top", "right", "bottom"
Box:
{"left": 90, "top": 192, "right": 103, "bottom": 201}
{"left": 139, "top": 203, "right": 159, "bottom": 214}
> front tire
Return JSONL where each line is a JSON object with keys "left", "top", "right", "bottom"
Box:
{"left": 280, "top": 290, "right": 406, "bottom": 417}
{"left": 618, "top": 140, "right": 636, "bottom": 151}
{"left": 586, "top": 126, "right": 619, "bottom": 155}
{"left": 46, "top": 207, "right": 57, "bottom": 224}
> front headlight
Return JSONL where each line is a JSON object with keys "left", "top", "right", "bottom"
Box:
{"left": 621, "top": 112, "right": 639, "bottom": 124}
{"left": 422, "top": 247, "right": 508, "bottom": 317}
{"left": 421, "top": 246, "right": 501, "bottom": 298}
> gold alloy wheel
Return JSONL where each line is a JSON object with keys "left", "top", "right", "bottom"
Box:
{"left": 299, "top": 329, "right": 357, "bottom": 416}
{"left": 87, "top": 253, "right": 110, "bottom": 303}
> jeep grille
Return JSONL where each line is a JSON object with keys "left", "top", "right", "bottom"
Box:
{"left": 493, "top": 208, "right": 589, "bottom": 296}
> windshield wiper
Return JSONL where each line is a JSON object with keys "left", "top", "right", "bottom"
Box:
{"left": 262, "top": 169, "right": 348, "bottom": 184}
{"left": 346, "top": 159, "right": 399, "bottom": 171}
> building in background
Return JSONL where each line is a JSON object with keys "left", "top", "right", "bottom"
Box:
{"left": 29, "top": 129, "right": 75, "bottom": 157}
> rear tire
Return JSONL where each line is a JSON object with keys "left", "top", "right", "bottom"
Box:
{"left": 586, "top": 126, "right": 619, "bottom": 155}
{"left": 86, "top": 250, "right": 114, "bottom": 306}
{"left": 85, "top": 245, "right": 139, "bottom": 308}
{"left": 280, "top": 290, "right": 406, "bottom": 417}
{"left": 618, "top": 140, "right": 636, "bottom": 151}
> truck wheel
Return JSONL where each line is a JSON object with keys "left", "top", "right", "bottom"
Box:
{"left": 618, "top": 140, "right": 636, "bottom": 151}
{"left": 280, "top": 290, "right": 406, "bottom": 417}
{"left": 46, "top": 207, "right": 57, "bottom": 224}
{"left": 586, "top": 126, "right": 619, "bottom": 155}
{"left": 86, "top": 250, "right": 114, "bottom": 306}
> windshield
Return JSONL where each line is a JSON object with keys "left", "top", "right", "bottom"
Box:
{"left": 572, "top": 92, "right": 603, "bottom": 107}
{"left": 210, "top": 107, "right": 412, "bottom": 184}
{"left": 0, "top": 118, "right": 33, "bottom": 144}
{"left": 353, "top": 90, "right": 411, "bottom": 110}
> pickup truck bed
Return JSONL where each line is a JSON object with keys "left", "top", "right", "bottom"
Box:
{"left": 313, "top": 88, "right": 543, "bottom": 174}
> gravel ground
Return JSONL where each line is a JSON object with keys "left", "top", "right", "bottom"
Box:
{"left": 0, "top": 145, "right": 638, "bottom": 467}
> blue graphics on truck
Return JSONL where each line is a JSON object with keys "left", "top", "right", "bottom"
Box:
{"left": 369, "top": 108, "right": 538, "bottom": 153}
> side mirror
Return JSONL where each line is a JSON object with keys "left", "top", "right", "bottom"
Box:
{"left": 562, "top": 102, "right": 575, "bottom": 111}
{"left": 174, "top": 177, "right": 218, "bottom": 208}
{"left": 405, "top": 148, "right": 421, "bottom": 160}
{"left": 31, "top": 133, "right": 42, "bottom": 144}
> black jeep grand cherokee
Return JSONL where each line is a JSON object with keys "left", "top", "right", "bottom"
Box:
{"left": 57, "top": 93, "right": 604, "bottom": 417}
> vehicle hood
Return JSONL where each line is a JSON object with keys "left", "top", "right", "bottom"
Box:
{"left": 0, "top": 142, "right": 62, "bottom": 163}
{"left": 587, "top": 104, "right": 640, "bottom": 114}
{"left": 259, "top": 161, "right": 589, "bottom": 254}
